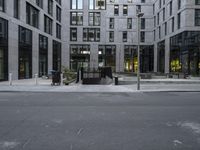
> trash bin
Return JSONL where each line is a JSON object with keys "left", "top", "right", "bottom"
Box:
{"left": 51, "top": 71, "right": 61, "bottom": 85}
{"left": 114, "top": 76, "right": 118, "bottom": 85}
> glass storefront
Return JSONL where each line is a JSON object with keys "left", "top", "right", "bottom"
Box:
{"left": 157, "top": 41, "right": 165, "bottom": 73}
{"left": 98, "top": 45, "right": 116, "bottom": 71}
{"left": 39, "top": 35, "right": 48, "bottom": 77}
{"left": 53, "top": 40, "right": 62, "bottom": 72}
{"left": 19, "top": 26, "right": 32, "bottom": 79}
{"left": 0, "top": 17, "right": 8, "bottom": 81}
{"left": 124, "top": 45, "right": 154, "bottom": 73}
{"left": 70, "top": 44, "right": 90, "bottom": 71}
{"left": 170, "top": 31, "right": 200, "bottom": 76}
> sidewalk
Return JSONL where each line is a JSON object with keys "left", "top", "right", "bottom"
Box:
{"left": 0, "top": 78, "right": 200, "bottom": 92}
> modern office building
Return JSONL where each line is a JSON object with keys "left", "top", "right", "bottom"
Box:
{"left": 0, "top": 0, "right": 67, "bottom": 81}
{"left": 0, "top": 0, "right": 200, "bottom": 81}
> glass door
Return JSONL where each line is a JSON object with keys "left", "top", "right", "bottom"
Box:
{"left": 0, "top": 48, "right": 4, "bottom": 80}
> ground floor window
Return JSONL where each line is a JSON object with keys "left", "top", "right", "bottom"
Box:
{"left": 53, "top": 40, "right": 62, "bottom": 72}
{"left": 18, "top": 26, "right": 32, "bottom": 79}
{"left": 39, "top": 35, "right": 48, "bottom": 77}
{"left": 98, "top": 45, "right": 116, "bottom": 71}
{"left": 0, "top": 17, "right": 8, "bottom": 81}
{"left": 124, "top": 45, "right": 154, "bottom": 73}
{"left": 70, "top": 44, "right": 90, "bottom": 71}
{"left": 157, "top": 41, "right": 165, "bottom": 73}
{"left": 170, "top": 31, "right": 200, "bottom": 76}
{"left": 124, "top": 45, "right": 137, "bottom": 72}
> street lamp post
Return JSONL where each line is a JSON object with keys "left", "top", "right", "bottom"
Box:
{"left": 137, "top": 12, "right": 144, "bottom": 91}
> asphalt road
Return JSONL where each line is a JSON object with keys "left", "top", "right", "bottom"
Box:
{"left": 0, "top": 92, "right": 200, "bottom": 150}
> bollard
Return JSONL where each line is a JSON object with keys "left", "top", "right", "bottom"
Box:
{"left": 60, "top": 73, "right": 63, "bottom": 86}
{"left": 9, "top": 73, "right": 12, "bottom": 86}
{"left": 35, "top": 74, "right": 38, "bottom": 85}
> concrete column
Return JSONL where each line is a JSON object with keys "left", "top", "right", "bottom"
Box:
{"left": 154, "top": 43, "right": 158, "bottom": 72}
{"left": 165, "top": 38, "right": 170, "bottom": 73}
{"left": 90, "top": 44, "right": 98, "bottom": 69}
{"left": 8, "top": 21, "right": 18, "bottom": 80}
{"left": 116, "top": 44, "right": 124, "bottom": 73}
{"left": 32, "top": 32, "right": 39, "bottom": 77}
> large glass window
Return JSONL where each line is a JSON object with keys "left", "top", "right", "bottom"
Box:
{"left": 89, "top": 12, "right": 101, "bottom": 26}
{"left": 39, "top": 35, "right": 48, "bottom": 77}
{"left": 44, "top": 15, "right": 53, "bottom": 35}
{"left": 14, "top": 0, "right": 20, "bottom": 19}
{"left": 48, "top": 0, "right": 53, "bottom": 16}
{"left": 89, "top": 0, "right": 106, "bottom": 10}
{"left": 170, "top": 31, "right": 200, "bottom": 76}
{"left": 124, "top": 45, "right": 154, "bottom": 73}
{"left": 196, "top": 0, "right": 200, "bottom": 5}
{"left": 36, "top": 0, "right": 43, "bottom": 8}
{"left": 109, "top": 18, "right": 114, "bottom": 29}
{"left": 26, "top": 3, "right": 39, "bottom": 28}
{"left": 71, "top": 0, "right": 83, "bottom": 9}
{"left": 123, "top": 5, "right": 128, "bottom": 15}
{"left": 83, "top": 28, "right": 100, "bottom": 42}
{"left": 157, "top": 41, "right": 165, "bottom": 73}
{"left": 18, "top": 26, "right": 32, "bottom": 79}
{"left": 98, "top": 45, "right": 116, "bottom": 71}
{"left": 70, "top": 12, "right": 83, "bottom": 25}
{"left": 0, "top": 17, "right": 8, "bottom": 81}
{"left": 70, "top": 28, "right": 77, "bottom": 41}
{"left": 70, "top": 45, "right": 90, "bottom": 71}
{"left": 56, "top": 6, "right": 61, "bottom": 22}
{"left": 114, "top": 5, "right": 119, "bottom": 15}
{"left": 53, "top": 40, "right": 61, "bottom": 72}
{"left": 56, "top": 23, "right": 61, "bottom": 39}
{"left": 195, "top": 9, "right": 200, "bottom": 26}
{"left": 0, "top": 0, "right": 5, "bottom": 12}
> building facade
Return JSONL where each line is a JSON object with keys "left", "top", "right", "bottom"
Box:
{"left": 0, "top": 0, "right": 200, "bottom": 81}
{"left": 0, "top": 0, "right": 67, "bottom": 81}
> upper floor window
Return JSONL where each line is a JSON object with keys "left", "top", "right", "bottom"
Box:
{"left": 178, "top": 0, "right": 181, "bottom": 10}
{"left": 89, "top": 0, "right": 106, "bottom": 10}
{"left": 141, "top": 31, "right": 145, "bottom": 42}
{"left": 0, "top": 0, "right": 5, "bottom": 12}
{"left": 48, "top": 0, "right": 53, "bottom": 16}
{"left": 44, "top": 15, "right": 53, "bottom": 35}
{"left": 55, "top": 0, "right": 61, "bottom": 5}
{"left": 89, "top": 12, "right": 101, "bottom": 26}
{"left": 127, "top": 18, "right": 132, "bottom": 29}
{"left": 141, "top": 18, "right": 145, "bottom": 29}
{"left": 136, "top": 5, "right": 141, "bottom": 13}
{"left": 123, "top": 5, "right": 128, "bottom": 15}
{"left": 71, "top": 0, "right": 83, "bottom": 9}
{"left": 196, "top": 0, "right": 200, "bottom": 5}
{"left": 56, "top": 6, "right": 61, "bottom": 22}
{"left": 36, "top": 0, "right": 43, "bottom": 8}
{"left": 14, "top": 0, "right": 20, "bottom": 19}
{"left": 141, "top": 0, "right": 145, "bottom": 3}
{"left": 26, "top": 3, "right": 39, "bottom": 28}
{"left": 195, "top": 9, "right": 200, "bottom": 26}
{"left": 109, "top": 18, "right": 114, "bottom": 29}
{"left": 83, "top": 28, "right": 100, "bottom": 42}
{"left": 56, "top": 23, "right": 61, "bottom": 39}
{"left": 169, "top": 1, "right": 172, "bottom": 16}
{"left": 114, "top": 5, "right": 119, "bottom": 15}
{"left": 123, "top": 31, "right": 127, "bottom": 42}
{"left": 70, "top": 12, "right": 83, "bottom": 25}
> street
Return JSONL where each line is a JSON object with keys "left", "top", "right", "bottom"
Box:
{"left": 0, "top": 92, "right": 200, "bottom": 150}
